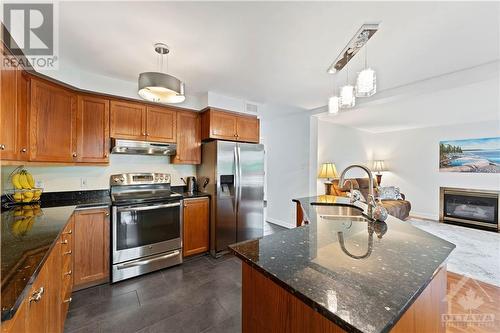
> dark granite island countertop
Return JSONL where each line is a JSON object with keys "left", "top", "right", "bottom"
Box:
{"left": 229, "top": 195, "right": 456, "bottom": 333}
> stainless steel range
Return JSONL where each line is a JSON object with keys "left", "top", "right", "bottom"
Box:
{"left": 110, "top": 173, "right": 183, "bottom": 283}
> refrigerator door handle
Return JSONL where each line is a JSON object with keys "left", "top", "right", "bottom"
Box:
{"left": 237, "top": 146, "right": 242, "bottom": 213}
{"left": 234, "top": 145, "right": 239, "bottom": 213}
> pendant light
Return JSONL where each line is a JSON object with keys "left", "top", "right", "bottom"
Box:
{"left": 138, "top": 43, "right": 185, "bottom": 104}
{"left": 355, "top": 44, "right": 376, "bottom": 97}
{"left": 328, "top": 77, "right": 339, "bottom": 114}
{"left": 339, "top": 60, "right": 355, "bottom": 108}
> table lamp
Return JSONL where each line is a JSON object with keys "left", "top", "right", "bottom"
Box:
{"left": 372, "top": 160, "right": 386, "bottom": 185}
{"left": 318, "top": 163, "right": 338, "bottom": 195}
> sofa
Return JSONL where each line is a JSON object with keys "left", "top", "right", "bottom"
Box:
{"left": 332, "top": 178, "right": 412, "bottom": 220}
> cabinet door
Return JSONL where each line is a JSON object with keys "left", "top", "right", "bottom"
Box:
{"left": 183, "top": 197, "right": 209, "bottom": 257}
{"left": 77, "top": 95, "right": 110, "bottom": 163}
{"left": 146, "top": 106, "right": 176, "bottom": 143}
{"left": 29, "top": 78, "right": 77, "bottom": 162}
{"left": 0, "top": 47, "right": 29, "bottom": 161}
{"left": 110, "top": 101, "right": 146, "bottom": 140}
{"left": 171, "top": 111, "right": 201, "bottom": 164}
{"left": 236, "top": 116, "right": 259, "bottom": 143}
{"left": 73, "top": 208, "right": 110, "bottom": 290}
{"left": 209, "top": 110, "right": 237, "bottom": 140}
{"left": 25, "top": 260, "right": 49, "bottom": 333}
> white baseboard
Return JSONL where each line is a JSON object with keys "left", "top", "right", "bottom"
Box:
{"left": 266, "top": 217, "right": 294, "bottom": 229}
{"left": 409, "top": 211, "right": 439, "bottom": 221}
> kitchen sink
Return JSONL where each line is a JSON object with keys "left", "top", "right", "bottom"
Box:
{"left": 312, "top": 204, "right": 368, "bottom": 222}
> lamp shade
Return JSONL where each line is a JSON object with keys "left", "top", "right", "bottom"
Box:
{"left": 372, "top": 160, "right": 386, "bottom": 172}
{"left": 318, "top": 163, "right": 339, "bottom": 179}
{"left": 138, "top": 72, "right": 185, "bottom": 104}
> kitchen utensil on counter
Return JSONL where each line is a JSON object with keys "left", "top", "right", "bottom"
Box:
{"left": 198, "top": 177, "right": 210, "bottom": 192}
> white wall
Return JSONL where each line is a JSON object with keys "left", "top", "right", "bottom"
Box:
{"left": 370, "top": 121, "right": 500, "bottom": 219}
{"left": 316, "top": 119, "right": 500, "bottom": 219}
{"left": 260, "top": 105, "right": 311, "bottom": 228}
{"left": 1, "top": 155, "right": 196, "bottom": 192}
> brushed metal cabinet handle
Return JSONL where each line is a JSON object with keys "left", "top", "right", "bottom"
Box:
{"left": 63, "top": 230, "right": 72, "bottom": 235}
{"left": 72, "top": 152, "right": 77, "bottom": 157}
{"left": 20, "top": 148, "right": 27, "bottom": 153}
{"left": 0, "top": 144, "right": 5, "bottom": 150}
{"left": 63, "top": 250, "right": 72, "bottom": 255}
{"left": 64, "top": 270, "right": 72, "bottom": 276}
{"left": 29, "top": 287, "right": 44, "bottom": 303}
{"left": 61, "top": 239, "right": 68, "bottom": 244}
{"left": 63, "top": 297, "right": 72, "bottom": 303}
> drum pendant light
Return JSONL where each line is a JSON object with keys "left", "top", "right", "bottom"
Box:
{"left": 138, "top": 43, "right": 185, "bottom": 104}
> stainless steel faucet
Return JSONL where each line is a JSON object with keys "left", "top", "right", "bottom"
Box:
{"left": 339, "top": 164, "right": 376, "bottom": 219}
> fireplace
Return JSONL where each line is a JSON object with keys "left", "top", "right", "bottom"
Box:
{"left": 440, "top": 187, "right": 499, "bottom": 232}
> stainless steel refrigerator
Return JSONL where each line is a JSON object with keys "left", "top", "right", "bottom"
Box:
{"left": 197, "top": 140, "right": 264, "bottom": 257}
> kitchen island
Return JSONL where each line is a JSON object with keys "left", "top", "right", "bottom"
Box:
{"left": 229, "top": 195, "right": 455, "bottom": 333}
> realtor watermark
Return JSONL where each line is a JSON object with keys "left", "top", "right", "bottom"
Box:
{"left": 442, "top": 275, "right": 496, "bottom": 330}
{"left": 2, "top": 2, "right": 59, "bottom": 70}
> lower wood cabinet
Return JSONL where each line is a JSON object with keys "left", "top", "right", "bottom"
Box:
{"left": 2, "top": 220, "right": 73, "bottom": 333}
{"left": 73, "top": 208, "right": 110, "bottom": 290}
{"left": 183, "top": 197, "right": 210, "bottom": 257}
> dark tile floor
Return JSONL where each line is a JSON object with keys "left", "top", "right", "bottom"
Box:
{"left": 64, "top": 222, "right": 287, "bottom": 333}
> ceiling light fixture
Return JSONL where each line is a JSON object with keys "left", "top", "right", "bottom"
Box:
{"left": 328, "top": 78, "right": 339, "bottom": 114}
{"left": 355, "top": 42, "right": 376, "bottom": 97}
{"left": 326, "top": 23, "right": 379, "bottom": 74}
{"left": 138, "top": 43, "right": 185, "bottom": 104}
{"left": 339, "top": 63, "right": 355, "bottom": 108}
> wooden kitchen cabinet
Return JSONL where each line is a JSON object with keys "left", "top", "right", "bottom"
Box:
{"left": 76, "top": 95, "right": 110, "bottom": 163}
{"left": 110, "top": 100, "right": 146, "bottom": 140}
{"left": 29, "top": 78, "right": 77, "bottom": 162}
{"left": 146, "top": 106, "right": 177, "bottom": 143}
{"left": 201, "top": 108, "right": 259, "bottom": 143}
{"left": 172, "top": 111, "right": 201, "bottom": 164}
{"left": 183, "top": 197, "right": 209, "bottom": 257}
{"left": 0, "top": 46, "right": 29, "bottom": 161}
{"left": 73, "top": 208, "right": 110, "bottom": 290}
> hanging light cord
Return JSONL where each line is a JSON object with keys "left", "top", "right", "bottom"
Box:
{"left": 364, "top": 44, "right": 368, "bottom": 69}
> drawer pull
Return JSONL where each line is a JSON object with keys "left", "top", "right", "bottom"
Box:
{"left": 29, "top": 287, "right": 44, "bottom": 303}
{"left": 63, "top": 230, "right": 72, "bottom": 235}
{"left": 0, "top": 144, "right": 5, "bottom": 150}
{"left": 63, "top": 297, "right": 72, "bottom": 304}
{"left": 61, "top": 240, "right": 68, "bottom": 244}
{"left": 64, "top": 270, "right": 72, "bottom": 276}
{"left": 63, "top": 250, "right": 72, "bottom": 255}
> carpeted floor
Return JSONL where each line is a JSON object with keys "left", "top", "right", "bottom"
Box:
{"left": 409, "top": 218, "right": 500, "bottom": 287}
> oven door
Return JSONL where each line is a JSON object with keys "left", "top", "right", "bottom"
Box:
{"left": 112, "top": 201, "right": 182, "bottom": 264}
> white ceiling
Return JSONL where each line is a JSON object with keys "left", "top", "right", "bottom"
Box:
{"left": 54, "top": 1, "right": 499, "bottom": 110}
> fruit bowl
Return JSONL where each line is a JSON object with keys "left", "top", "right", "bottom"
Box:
{"left": 4, "top": 166, "right": 44, "bottom": 205}
{"left": 5, "top": 188, "right": 44, "bottom": 204}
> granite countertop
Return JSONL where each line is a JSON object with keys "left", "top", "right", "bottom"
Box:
{"left": 229, "top": 195, "right": 456, "bottom": 333}
{"left": 1, "top": 205, "right": 76, "bottom": 320}
{"left": 0, "top": 191, "right": 112, "bottom": 321}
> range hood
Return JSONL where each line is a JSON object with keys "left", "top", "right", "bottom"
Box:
{"left": 111, "top": 139, "right": 177, "bottom": 156}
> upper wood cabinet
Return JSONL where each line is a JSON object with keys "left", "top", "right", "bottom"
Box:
{"left": 77, "top": 95, "right": 110, "bottom": 163}
{"left": 73, "top": 208, "right": 110, "bottom": 291}
{"left": 201, "top": 108, "right": 260, "bottom": 143}
{"left": 29, "top": 78, "right": 77, "bottom": 162}
{"left": 0, "top": 47, "right": 29, "bottom": 161}
{"left": 183, "top": 197, "right": 210, "bottom": 257}
{"left": 110, "top": 100, "right": 146, "bottom": 140}
{"left": 145, "top": 106, "right": 177, "bottom": 143}
{"left": 172, "top": 111, "right": 201, "bottom": 164}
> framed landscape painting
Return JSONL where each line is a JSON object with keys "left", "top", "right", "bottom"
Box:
{"left": 439, "top": 137, "right": 500, "bottom": 173}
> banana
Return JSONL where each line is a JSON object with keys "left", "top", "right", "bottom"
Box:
{"left": 19, "top": 171, "right": 31, "bottom": 190}
{"left": 33, "top": 189, "right": 42, "bottom": 201}
{"left": 13, "top": 192, "right": 23, "bottom": 202}
{"left": 11, "top": 219, "right": 24, "bottom": 236}
{"left": 25, "top": 171, "right": 35, "bottom": 188}
{"left": 11, "top": 173, "right": 22, "bottom": 190}
{"left": 22, "top": 192, "right": 33, "bottom": 202}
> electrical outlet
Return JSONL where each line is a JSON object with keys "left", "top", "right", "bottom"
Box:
{"left": 80, "top": 178, "right": 88, "bottom": 189}
{"left": 35, "top": 180, "right": 44, "bottom": 188}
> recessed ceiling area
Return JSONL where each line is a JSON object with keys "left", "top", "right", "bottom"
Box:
{"left": 49, "top": 2, "right": 499, "bottom": 110}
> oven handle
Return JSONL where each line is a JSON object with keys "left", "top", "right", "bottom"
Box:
{"left": 117, "top": 202, "right": 181, "bottom": 212}
{"left": 116, "top": 250, "right": 181, "bottom": 270}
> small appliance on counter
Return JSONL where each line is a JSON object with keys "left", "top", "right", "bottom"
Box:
{"left": 110, "top": 173, "right": 183, "bottom": 283}
{"left": 181, "top": 176, "right": 197, "bottom": 193}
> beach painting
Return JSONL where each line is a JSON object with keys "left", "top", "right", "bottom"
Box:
{"left": 439, "top": 137, "right": 500, "bottom": 173}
